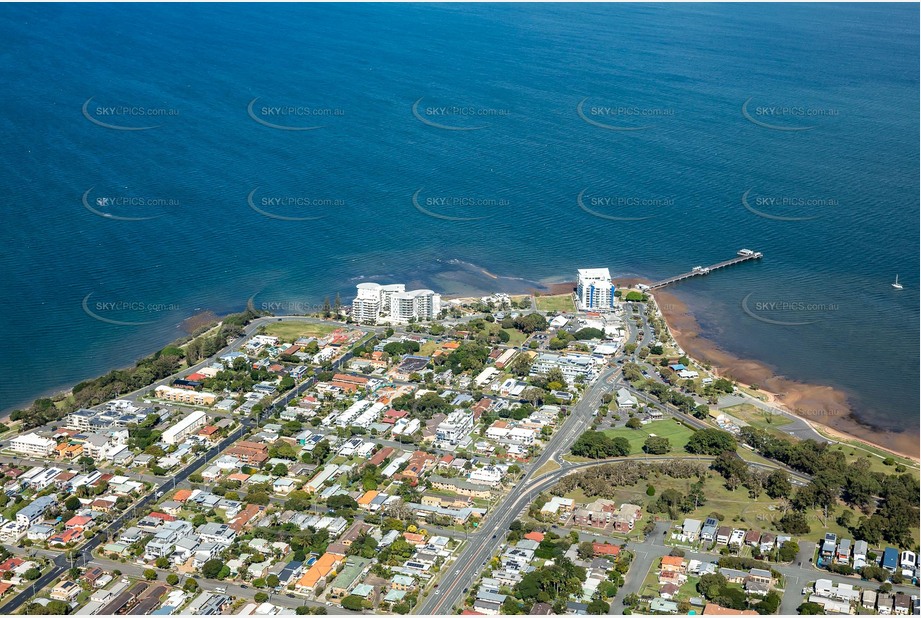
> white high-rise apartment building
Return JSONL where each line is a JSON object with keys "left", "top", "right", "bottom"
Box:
{"left": 352, "top": 283, "right": 438, "bottom": 323}
{"left": 353, "top": 283, "right": 383, "bottom": 323}
{"left": 577, "top": 268, "right": 615, "bottom": 311}
{"left": 378, "top": 284, "right": 405, "bottom": 313}
{"left": 392, "top": 289, "right": 441, "bottom": 322}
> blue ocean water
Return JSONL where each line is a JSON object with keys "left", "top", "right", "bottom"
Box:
{"left": 0, "top": 4, "right": 917, "bottom": 435}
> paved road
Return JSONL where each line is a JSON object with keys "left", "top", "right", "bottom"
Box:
{"left": 717, "top": 394, "right": 830, "bottom": 444}
{"left": 414, "top": 365, "right": 630, "bottom": 615}
{"left": 414, "top": 313, "right": 822, "bottom": 614}
{"left": 609, "top": 520, "right": 670, "bottom": 613}
{"left": 98, "top": 316, "right": 380, "bottom": 412}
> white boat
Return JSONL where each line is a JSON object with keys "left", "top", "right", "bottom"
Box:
{"left": 892, "top": 275, "right": 903, "bottom": 290}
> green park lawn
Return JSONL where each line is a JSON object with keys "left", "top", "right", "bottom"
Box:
{"left": 501, "top": 328, "right": 529, "bottom": 347}
{"left": 535, "top": 294, "right": 575, "bottom": 313}
{"left": 602, "top": 418, "right": 695, "bottom": 455}
{"left": 262, "top": 322, "right": 339, "bottom": 342}
{"left": 721, "top": 404, "right": 793, "bottom": 432}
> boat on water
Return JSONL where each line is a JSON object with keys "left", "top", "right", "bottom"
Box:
{"left": 892, "top": 275, "right": 903, "bottom": 290}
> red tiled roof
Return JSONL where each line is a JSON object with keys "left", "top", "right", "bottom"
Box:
{"left": 0, "top": 558, "right": 23, "bottom": 573}
{"left": 592, "top": 542, "right": 620, "bottom": 556}
{"left": 229, "top": 504, "right": 262, "bottom": 532}
{"left": 65, "top": 515, "right": 92, "bottom": 528}
{"left": 524, "top": 532, "right": 545, "bottom": 542}
{"left": 49, "top": 529, "right": 82, "bottom": 545}
{"left": 703, "top": 603, "right": 759, "bottom": 615}
{"left": 367, "top": 447, "right": 394, "bottom": 467}
{"left": 403, "top": 532, "right": 425, "bottom": 544}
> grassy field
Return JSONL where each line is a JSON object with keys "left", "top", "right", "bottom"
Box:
{"left": 725, "top": 405, "right": 919, "bottom": 478}
{"left": 638, "top": 560, "right": 662, "bottom": 599}
{"left": 502, "top": 328, "right": 529, "bottom": 347}
{"left": 261, "top": 322, "right": 338, "bottom": 342}
{"left": 419, "top": 341, "right": 439, "bottom": 357}
{"left": 735, "top": 385, "right": 770, "bottom": 401}
{"left": 535, "top": 293, "right": 575, "bottom": 313}
{"left": 721, "top": 404, "right": 793, "bottom": 432}
{"left": 556, "top": 470, "right": 911, "bottom": 545}
{"left": 822, "top": 440, "right": 920, "bottom": 478}
{"left": 534, "top": 460, "right": 561, "bottom": 478}
{"left": 602, "top": 418, "right": 695, "bottom": 455}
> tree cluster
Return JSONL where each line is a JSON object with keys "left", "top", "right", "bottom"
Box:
{"left": 740, "top": 427, "right": 920, "bottom": 547}
{"left": 571, "top": 431, "right": 630, "bottom": 459}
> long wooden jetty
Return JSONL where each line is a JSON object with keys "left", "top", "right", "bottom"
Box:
{"left": 647, "top": 249, "right": 763, "bottom": 290}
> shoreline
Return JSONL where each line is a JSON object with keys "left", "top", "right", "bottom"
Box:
{"left": 6, "top": 267, "right": 917, "bottom": 461}
{"left": 646, "top": 284, "right": 920, "bottom": 461}
{"left": 0, "top": 310, "right": 225, "bottom": 420}
{"left": 447, "top": 271, "right": 918, "bottom": 459}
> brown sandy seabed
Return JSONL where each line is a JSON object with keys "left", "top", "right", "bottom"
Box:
{"left": 616, "top": 278, "right": 918, "bottom": 460}
{"left": 449, "top": 271, "right": 918, "bottom": 460}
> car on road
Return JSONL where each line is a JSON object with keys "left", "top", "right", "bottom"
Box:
{"left": 240, "top": 584, "right": 248, "bottom": 589}
{"left": 215, "top": 587, "right": 226, "bottom": 594}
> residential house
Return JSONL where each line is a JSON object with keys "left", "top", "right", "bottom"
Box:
{"left": 744, "top": 529, "right": 761, "bottom": 547}
{"left": 681, "top": 518, "right": 703, "bottom": 542}
{"left": 894, "top": 593, "right": 912, "bottom": 615}
{"left": 700, "top": 517, "right": 719, "bottom": 543}
{"left": 660, "top": 556, "right": 686, "bottom": 574}
{"left": 294, "top": 552, "right": 346, "bottom": 594}
{"left": 877, "top": 592, "right": 895, "bottom": 615}
{"left": 853, "top": 540, "right": 868, "bottom": 570}
{"left": 327, "top": 557, "right": 372, "bottom": 599}
{"left": 50, "top": 581, "right": 81, "bottom": 602}
{"left": 591, "top": 542, "right": 620, "bottom": 558}
{"left": 728, "top": 529, "right": 746, "bottom": 549}
{"left": 835, "top": 539, "right": 851, "bottom": 564}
